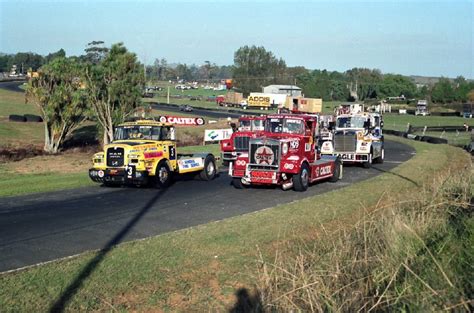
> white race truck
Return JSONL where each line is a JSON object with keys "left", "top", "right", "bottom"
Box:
{"left": 320, "top": 112, "right": 384, "bottom": 168}
{"left": 415, "top": 100, "right": 430, "bottom": 116}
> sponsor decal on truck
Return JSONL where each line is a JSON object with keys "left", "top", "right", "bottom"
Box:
{"left": 247, "top": 96, "right": 271, "bottom": 107}
{"left": 254, "top": 146, "right": 274, "bottom": 165}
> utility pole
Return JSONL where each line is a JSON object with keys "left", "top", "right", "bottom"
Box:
{"left": 144, "top": 63, "right": 147, "bottom": 83}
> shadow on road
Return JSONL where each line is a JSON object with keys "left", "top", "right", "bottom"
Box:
{"left": 229, "top": 288, "right": 263, "bottom": 313}
{"left": 372, "top": 166, "right": 420, "bottom": 187}
{"left": 49, "top": 189, "right": 166, "bottom": 313}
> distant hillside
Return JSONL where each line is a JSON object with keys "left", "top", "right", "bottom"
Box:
{"left": 410, "top": 75, "right": 473, "bottom": 86}
{"left": 409, "top": 75, "right": 442, "bottom": 86}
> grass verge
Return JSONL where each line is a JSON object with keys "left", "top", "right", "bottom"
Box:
{"left": 257, "top": 160, "right": 472, "bottom": 311}
{"left": 0, "top": 144, "right": 220, "bottom": 198}
{"left": 0, "top": 136, "right": 471, "bottom": 311}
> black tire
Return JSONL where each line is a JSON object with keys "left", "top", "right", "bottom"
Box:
{"left": 374, "top": 147, "right": 384, "bottom": 164}
{"left": 232, "top": 177, "right": 245, "bottom": 189}
{"left": 154, "top": 161, "right": 172, "bottom": 188}
{"left": 362, "top": 153, "right": 372, "bottom": 168}
{"left": 199, "top": 155, "right": 217, "bottom": 181}
{"left": 329, "top": 158, "right": 342, "bottom": 182}
{"left": 9, "top": 114, "right": 26, "bottom": 122}
{"left": 293, "top": 163, "right": 310, "bottom": 192}
{"left": 24, "top": 114, "right": 43, "bottom": 122}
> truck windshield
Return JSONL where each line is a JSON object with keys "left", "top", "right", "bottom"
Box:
{"left": 266, "top": 118, "right": 305, "bottom": 135}
{"left": 336, "top": 116, "right": 366, "bottom": 129}
{"left": 114, "top": 125, "right": 162, "bottom": 140}
{"left": 239, "top": 120, "right": 251, "bottom": 131}
{"left": 252, "top": 119, "right": 264, "bottom": 131}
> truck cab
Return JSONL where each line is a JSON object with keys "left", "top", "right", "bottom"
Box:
{"left": 320, "top": 112, "right": 384, "bottom": 168}
{"left": 415, "top": 100, "right": 430, "bottom": 116}
{"left": 89, "top": 119, "right": 217, "bottom": 188}
{"left": 220, "top": 116, "right": 265, "bottom": 164}
{"left": 230, "top": 114, "right": 341, "bottom": 191}
{"left": 462, "top": 103, "right": 473, "bottom": 118}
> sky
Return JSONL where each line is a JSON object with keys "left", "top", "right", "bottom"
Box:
{"left": 0, "top": 0, "right": 473, "bottom": 78}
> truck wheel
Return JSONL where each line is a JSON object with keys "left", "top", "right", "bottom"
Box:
{"left": 293, "top": 163, "right": 309, "bottom": 192}
{"left": 375, "top": 147, "right": 384, "bottom": 164}
{"left": 363, "top": 152, "right": 373, "bottom": 168}
{"left": 199, "top": 155, "right": 217, "bottom": 181}
{"left": 155, "top": 162, "right": 172, "bottom": 188}
{"left": 330, "top": 158, "right": 342, "bottom": 182}
{"left": 232, "top": 177, "right": 245, "bottom": 189}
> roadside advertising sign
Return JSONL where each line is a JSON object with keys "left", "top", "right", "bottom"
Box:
{"left": 158, "top": 116, "right": 205, "bottom": 126}
{"left": 204, "top": 128, "right": 233, "bottom": 142}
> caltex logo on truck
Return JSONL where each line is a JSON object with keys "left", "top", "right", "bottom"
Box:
{"left": 254, "top": 146, "right": 274, "bottom": 165}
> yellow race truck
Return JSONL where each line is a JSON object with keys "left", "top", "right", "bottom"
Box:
{"left": 89, "top": 119, "right": 217, "bottom": 188}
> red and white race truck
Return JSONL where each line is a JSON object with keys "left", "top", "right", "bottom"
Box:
{"left": 220, "top": 116, "right": 265, "bottom": 165}
{"left": 229, "top": 114, "right": 342, "bottom": 191}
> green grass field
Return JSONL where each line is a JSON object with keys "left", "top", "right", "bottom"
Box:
{"left": 383, "top": 113, "right": 474, "bottom": 131}
{"left": 0, "top": 136, "right": 470, "bottom": 311}
{"left": 0, "top": 88, "right": 44, "bottom": 146}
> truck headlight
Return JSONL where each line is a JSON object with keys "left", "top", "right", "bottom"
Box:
{"left": 282, "top": 142, "right": 289, "bottom": 155}
{"left": 93, "top": 153, "right": 104, "bottom": 164}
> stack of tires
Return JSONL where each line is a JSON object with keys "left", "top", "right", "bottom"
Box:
{"left": 8, "top": 114, "right": 43, "bottom": 122}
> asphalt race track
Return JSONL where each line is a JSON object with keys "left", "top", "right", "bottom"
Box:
{"left": 0, "top": 141, "right": 415, "bottom": 272}
{"left": 0, "top": 80, "right": 24, "bottom": 93}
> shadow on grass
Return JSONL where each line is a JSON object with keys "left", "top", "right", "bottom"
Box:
{"left": 372, "top": 165, "right": 420, "bottom": 187}
{"left": 49, "top": 189, "right": 167, "bottom": 313}
{"left": 229, "top": 288, "right": 263, "bottom": 313}
{"left": 62, "top": 125, "right": 99, "bottom": 149}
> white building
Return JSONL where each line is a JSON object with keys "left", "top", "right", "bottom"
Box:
{"left": 263, "top": 85, "right": 302, "bottom": 97}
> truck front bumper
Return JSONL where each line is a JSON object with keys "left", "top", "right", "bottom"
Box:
{"left": 323, "top": 153, "right": 369, "bottom": 163}
{"left": 89, "top": 167, "right": 149, "bottom": 185}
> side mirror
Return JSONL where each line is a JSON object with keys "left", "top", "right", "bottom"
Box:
{"left": 328, "top": 121, "right": 335, "bottom": 131}
{"left": 230, "top": 122, "right": 237, "bottom": 133}
{"left": 169, "top": 128, "right": 176, "bottom": 141}
{"left": 380, "top": 120, "right": 384, "bottom": 128}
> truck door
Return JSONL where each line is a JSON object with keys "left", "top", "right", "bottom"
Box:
{"left": 161, "top": 126, "right": 177, "bottom": 169}
{"left": 305, "top": 120, "right": 316, "bottom": 162}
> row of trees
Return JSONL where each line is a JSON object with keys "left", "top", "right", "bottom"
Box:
{"left": 0, "top": 49, "right": 67, "bottom": 73}
{"left": 145, "top": 59, "right": 232, "bottom": 82}
{"left": 230, "top": 46, "right": 474, "bottom": 104}
{"left": 16, "top": 43, "right": 474, "bottom": 153}
{"left": 26, "top": 43, "right": 144, "bottom": 153}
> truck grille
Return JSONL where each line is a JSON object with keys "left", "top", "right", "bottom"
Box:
{"left": 334, "top": 132, "right": 357, "bottom": 152}
{"left": 234, "top": 136, "right": 250, "bottom": 152}
{"left": 106, "top": 147, "right": 125, "bottom": 167}
{"left": 249, "top": 141, "right": 279, "bottom": 167}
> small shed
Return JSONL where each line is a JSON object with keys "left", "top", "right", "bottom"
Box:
{"left": 263, "top": 85, "right": 302, "bottom": 97}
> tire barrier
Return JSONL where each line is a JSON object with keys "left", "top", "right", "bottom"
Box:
{"left": 8, "top": 114, "right": 26, "bottom": 122}
{"left": 410, "top": 126, "right": 469, "bottom": 132}
{"left": 391, "top": 109, "right": 461, "bottom": 116}
{"left": 385, "top": 129, "right": 448, "bottom": 144}
{"left": 430, "top": 112, "right": 460, "bottom": 117}
{"left": 24, "top": 114, "right": 43, "bottom": 122}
